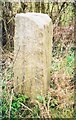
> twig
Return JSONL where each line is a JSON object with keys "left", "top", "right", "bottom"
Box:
{"left": 19, "top": 102, "right": 32, "bottom": 112}
{"left": 7, "top": 16, "right": 15, "bottom": 24}
{"left": 43, "top": 97, "right": 51, "bottom": 118}
{"left": 53, "top": 3, "right": 69, "bottom": 29}
{"left": 47, "top": 96, "right": 52, "bottom": 116}
{"left": 8, "top": 89, "right": 14, "bottom": 119}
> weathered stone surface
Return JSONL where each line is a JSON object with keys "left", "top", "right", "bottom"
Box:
{"left": 14, "top": 12, "right": 53, "bottom": 98}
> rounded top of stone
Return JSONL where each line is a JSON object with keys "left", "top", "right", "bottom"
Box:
{"left": 16, "top": 12, "right": 52, "bottom": 29}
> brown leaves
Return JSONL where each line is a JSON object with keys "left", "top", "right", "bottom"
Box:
{"left": 53, "top": 25, "right": 74, "bottom": 45}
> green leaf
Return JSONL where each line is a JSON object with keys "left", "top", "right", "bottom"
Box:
{"left": 37, "top": 95, "right": 44, "bottom": 103}
{"left": 51, "top": 103, "right": 55, "bottom": 107}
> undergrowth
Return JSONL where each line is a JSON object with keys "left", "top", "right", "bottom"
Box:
{"left": 1, "top": 43, "right": 75, "bottom": 119}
